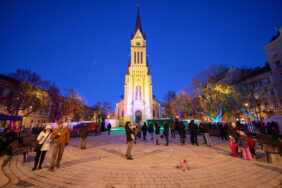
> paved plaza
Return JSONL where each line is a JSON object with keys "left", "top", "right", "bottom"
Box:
{"left": 2, "top": 133, "right": 282, "bottom": 188}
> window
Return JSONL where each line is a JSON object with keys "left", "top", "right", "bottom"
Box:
{"left": 137, "top": 52, "right": 139, "bottom": 64}
{"left": 122, "top": 110, "right": 124, "bottom": 117}
{"left": 270, "top": 88, "right": 275, "bottom": 95}
{"left": 274, "top": 101, "right": 279, "bottom": 109}
{"left": 266, "top": 77, "right": 271, "bottom": 84}
{"left": 264, "top": 102, "right": 268, "bottom": 110}
{"left": 134, "top": 52, "right": 136, "bottom": 63}
{"left": 141, "top": 52, "right": 143, "bottom": 64}
{"left": 275, "top": 60, "right": 281, "bottom": 68}
{"left": 271, "top": 48, "right": 279, "bottom": 58}
{"left": 153, "top": 110, "right": 155, "bottom": 117}
{"left": 259, "top": 79, "right": 262, "bottom": 87}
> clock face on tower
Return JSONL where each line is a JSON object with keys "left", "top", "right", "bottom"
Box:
{"left": 136, "top": 42, "right": 140, "bottom": 46}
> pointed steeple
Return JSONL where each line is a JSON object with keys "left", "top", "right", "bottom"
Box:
{"left": 134, "top": 6, "right": 143, "bottom": 35}
{"left": 146, "top": 57, "right": 151, "bottom": 75}
{"left": 132, "top": 6, "right": 146, "bottom": 39}
{"left": 126, "top": 57, "right": 130, "bottom": 75}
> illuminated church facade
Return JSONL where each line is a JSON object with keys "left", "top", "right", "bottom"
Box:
{"left": 115, "top": 8, "right": 160, "bottom": 125}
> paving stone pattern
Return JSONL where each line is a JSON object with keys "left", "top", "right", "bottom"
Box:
{"left": 2, "top": 133, "right": 282, "bottom": 188}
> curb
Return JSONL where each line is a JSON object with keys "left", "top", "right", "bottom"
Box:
{"left": 0, "top": 155, "right": 10, "bottom": 187}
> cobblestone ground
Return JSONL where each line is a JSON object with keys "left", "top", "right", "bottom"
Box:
{"left": 2, "top": 133, "right": 282, "bottom": 188}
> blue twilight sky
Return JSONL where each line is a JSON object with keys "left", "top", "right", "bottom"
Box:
{"left": 0, "top": 0, "right": 282, "bottom": 107}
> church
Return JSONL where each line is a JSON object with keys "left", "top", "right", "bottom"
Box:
{"left": 115, "top": 8, "right": 161, "bottom": 125}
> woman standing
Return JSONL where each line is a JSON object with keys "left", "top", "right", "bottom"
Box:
{"left": 32, "top": 125, "right": 52, "bottom": 171}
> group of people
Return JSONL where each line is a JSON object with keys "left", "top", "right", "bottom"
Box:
{"left": 32, "top": 121, "right": 70, "bottom": 171}
{"left": 124, "top": 120, "right": 213, "bottom": 160}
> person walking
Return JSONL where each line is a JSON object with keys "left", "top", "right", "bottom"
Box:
{"left": 163, "top": 121, "right": 169, "bottom": 146}
{"left": 155, "top": 121, "right": 160, "bottom": 145}
{"left": 149, "top": 122, "right": 154, "bottom": 140}
{"left": 125, "top": 121, "right": 134, "bottom": 160}
{"left": 202, "top": 123, "right": 211, "bottom": 146}
{"left": 170, "top": 121, "right": 175, "bottom": 138}
{"left": 107, "top": 123, "right": 111, "bottom": 135}
{"left": 238, "top": 131, "right": 252, "bottom": 160}
{"left": 141, "top": 122, "right": 148, "bottom": 140}
{"left": 80, "top": 123, "right": 89, "bottom": 149}
{"left": 49, "top": 121, "right": 70, "bottom": 171}
{"left": 189, "top": 120, "right": 198, "bottom": 146}
{"left": 179, "top": 121, "right": 186, "bottom": 145}
{"left": 32, "top": 125, "right": 52, "bottom": 171}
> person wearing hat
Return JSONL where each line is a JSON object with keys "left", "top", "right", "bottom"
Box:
{"left": 32, "top": 125, "right": 52, "bottom": 171}
{"left": 49, "top": 121, "right": 70, "bottom": 171}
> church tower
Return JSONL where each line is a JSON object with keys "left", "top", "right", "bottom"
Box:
{"left": 115, "top": 7, "right": 160, "bottom": 125}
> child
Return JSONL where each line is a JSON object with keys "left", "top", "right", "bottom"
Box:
{"left": 238, "top": 131, "right": 252, "bottom": 160}
{"left": 247, "top": 135, "right": 256, "bottom": 156}
{"left": 229, "top": 135, "right": 239, "bottom": 157}
{"left": 177, "top": 159, "right": 190, "bottom": 172}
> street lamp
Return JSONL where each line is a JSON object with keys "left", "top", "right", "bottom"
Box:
{"left": 245, "top": 103, "right": 248, "bottom": 107}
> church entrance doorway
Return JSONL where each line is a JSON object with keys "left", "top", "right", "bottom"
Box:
{"left": 135, "top": 110, "right": 142, "bottom": 123}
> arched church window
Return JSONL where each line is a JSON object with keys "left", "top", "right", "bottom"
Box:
{"left": 134, "top": 52, "right": 136, "bottom": 63}
{"left": 141, "top": 52, "right": 143, "bottom": 63}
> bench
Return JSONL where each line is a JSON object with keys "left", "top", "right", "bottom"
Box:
{"left": 254, "top": 133, "right": 282, "bottom": 163}
{"left": 8, "top": 135, "right": 36, "bottom": 163}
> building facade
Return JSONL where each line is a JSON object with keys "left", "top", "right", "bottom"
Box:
{"left": 115, "top": 8, "right": 160, "bottom": 125}
{"left": 264, "top": 27, "right": 282, "bottom": 112}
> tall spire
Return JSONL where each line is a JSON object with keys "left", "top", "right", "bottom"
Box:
{"left": 134, "top": 6, "right": 143, "bottom": 35}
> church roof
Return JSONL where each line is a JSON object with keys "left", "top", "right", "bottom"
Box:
{"left": 126, "top": 57, "right": 130, "bottom": 75}
{"left": 131, "top": 7, "right": 146, "bottom": 39}
{"left": 146, "top": 57, "right": 151, "bottom": 75}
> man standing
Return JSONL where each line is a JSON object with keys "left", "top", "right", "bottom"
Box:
{"left": 170, "top": 121, "right": 175, "bottom": 138}
{"left": 163, "top": 121, "right": 169, "bottom": 146}
{"left": 125, "top": 121, "right": 134, "bottom": 160}
{"left": 80, "top": 123, "right": 89, "bottom": 149}
{"left": 49, "top": 121, "right": 70, "bottom": 171}
{"left": 155, "top": 121, "right": 160, "bottom": 145}
{"left": 141, "top": 122, "right": 147, "bottom": 140}
{"left": 107, "top": 123, "right": 111, "bottom": 135}
{"left": 202, "top": 123, "right": 211, "bottom": 146}
{"left": 189, "top": 120, "right": 198, "bottom": 146}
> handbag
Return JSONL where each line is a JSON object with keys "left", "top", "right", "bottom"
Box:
{"left": 33, "top": 132, "right": 51, "bottom": 152}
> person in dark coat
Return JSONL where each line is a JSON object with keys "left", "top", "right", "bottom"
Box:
{"left": 189, "top": 120, "right": 198, "bottom": 146}
{"left": 80, "top": 123, "right": 89, "bottom": 149}
{"left": 107, "top": 123, "right": 111, "bottom": 135}
{"left": 155, "top": 121, "right": 160, "bottom": 145}
{"left": 125, "top": 121, "right": 134, "bottom": 160}
{"left": 149, "top": 122, "right": 154, "bottom": 140}
{"left": 163, "top": 121, "right": 169, "bottom": 146}
{"left": 175, "top": 119, "right": 180, "bottom": 135}
{"left": 219, "top": 123, "right": 225, "bottom": 140}
{"left": 179, "top": 121, "right": 186, "bottom": 145}
{"left": 202, "top": 123, "right": 211, "bottom": 146}
{"left": 141, "top": 122, "right": 148, "bottom": 140}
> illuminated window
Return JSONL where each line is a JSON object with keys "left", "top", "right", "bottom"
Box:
{"left": 264, "top": 102, "right": 268, "bottom": 110}
{"left": 274, "top": 101, "right": 279, "bottom": 109}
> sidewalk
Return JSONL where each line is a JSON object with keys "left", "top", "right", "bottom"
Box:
{"left": 2, "top": 134, "right": 282, "bottom": 188}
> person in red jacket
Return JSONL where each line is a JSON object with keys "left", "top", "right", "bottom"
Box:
{"left": 247, "top": 135, "right": 256, "bottom": 156}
